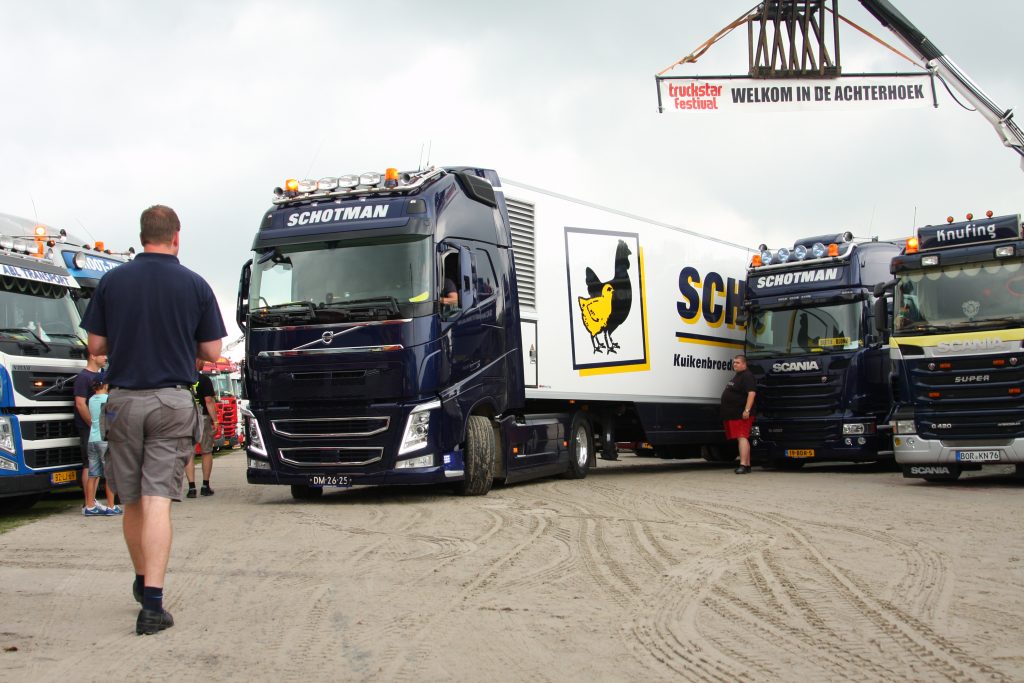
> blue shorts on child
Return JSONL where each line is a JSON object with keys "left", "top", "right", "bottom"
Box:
{"left": 87, "top": 441, "right": 108, "bottom": 478}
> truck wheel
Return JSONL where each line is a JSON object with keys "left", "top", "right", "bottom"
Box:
{"left": 290, "top": 485, "right": 323, "bottom": 501}
{"left": 562, "top": 414, "right": 592, "bottom": 479}
{"left": 454, "top": 415, "right": 495, "bottom": 496}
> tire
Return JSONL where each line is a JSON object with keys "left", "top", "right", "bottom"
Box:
{"left": 454, "top": 415, "right": 495, "bottom": 496}
{"left": 562, "top": 414, "right": 592, "bottom": 479}
{"left": 290, "top": 485, "right": 323, "bottom": 501}
{"left": 0, "top": 494, "right": 40, "bottom": 514}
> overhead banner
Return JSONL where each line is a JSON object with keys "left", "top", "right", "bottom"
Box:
{"left": 657, "top": 74, "right": 933, "bottom": 113}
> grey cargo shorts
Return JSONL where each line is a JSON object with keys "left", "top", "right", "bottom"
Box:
{"left": 104, "top": 387, "right": 200, "bottom": 504}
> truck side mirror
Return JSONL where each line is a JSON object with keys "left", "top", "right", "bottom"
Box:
{"left": 873, "top": 279, "right": 896, "bottom": 297}
{"left": 872, "top": 296, "right": 889, "bottom": 336}
{"left": 237, "top": 259, "right": 251, "bottom": 333}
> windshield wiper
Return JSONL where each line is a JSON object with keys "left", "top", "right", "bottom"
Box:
{"left": 321, "top": 296, "right": 400, "bottom": 319}
{"left": 251, "top": 301, "right": 317, "bottom": 324}
{"left": 943, "top": 316, "right": 1023, "bottom": 331}
{"left": 0, "top": 327, "right": 52, "bottom": 351}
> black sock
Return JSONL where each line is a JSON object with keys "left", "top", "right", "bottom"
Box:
{"left": 134, "top": 574, "right": 144, "bottom": 593}
{"left": 142, "top": 586, "right": 163, "bottom": 612}
{"left": 187, "top": 482, "right": 196, "bottom": 490}
{"left": 202, "top": 480, "right": 209, "bottom": 488}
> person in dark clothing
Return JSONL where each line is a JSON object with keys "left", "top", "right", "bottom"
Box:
{"left": 185, "top": 361, "right": 219, "bottom": 498}
{"left": 74, "top": 353, "right": 111, "bottom": 515}
{"left": 81, "top": 204, "right": 226, "bottom": 636}
{"left": 720, "top": 354, "right": 757, "bottom": 474}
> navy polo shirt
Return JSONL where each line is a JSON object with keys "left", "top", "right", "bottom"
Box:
{"left": 80, "top": 252, "right": 227, "bottom": 389}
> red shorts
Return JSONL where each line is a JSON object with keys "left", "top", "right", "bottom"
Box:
{"left": 723, "top": 417, "right": 754, "bottom": 440}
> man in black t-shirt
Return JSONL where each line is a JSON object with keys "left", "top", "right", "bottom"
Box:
{"left": 185, "top": 363, "right": 219, "bottom": 498}
{"left": 720, "top": 354, "right": 757, "bottom": 474}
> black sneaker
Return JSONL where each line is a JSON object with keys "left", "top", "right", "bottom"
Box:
{"left": 734, "top": 465, "right": 752, "bottom": 474}
{"left": 200, "top": 486, "right": 214, "bottom": 497}
{"left": 186, "top": 488, "right": 197, "bottom": 499}
{"left": 136, "top": 608, "right": 174, "bottom": 635}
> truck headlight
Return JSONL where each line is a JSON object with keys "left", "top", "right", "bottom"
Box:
{"left": 399, "top": 400, "right": 440, "bottom": 454}
{"left": 241, "top": 409, "right": 267, "bottom": 456}
{"left": 0, "top": 416, "right": 14, "bottom": 454}
{"left": 892, "top": 419, "right": 916, "bottom": 435}
{"left": 842, "top": 423, "right": 875, "bottom": 435}
{"left": 395, "top": 453, "right": 434, "bottom": 469}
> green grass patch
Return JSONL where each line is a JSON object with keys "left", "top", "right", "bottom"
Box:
{"left": 0, "top": 490, "right": 80, "bottom": 534}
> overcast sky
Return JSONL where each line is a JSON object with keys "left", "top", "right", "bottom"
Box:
{"left": 2, "top": 0, "right": 1021, "bottom": 349}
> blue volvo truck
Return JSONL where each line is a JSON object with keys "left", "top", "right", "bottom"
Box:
{"left": 876, "top": 212, "right": 1024, "bottom": 482}
{"left": 0, "top": 214, "right": 88, "bottom": 511}
{"left": 238, "top": 166, "right": 750, "bottom": 498}
{"left": 743, "top": 233, "right": 901, "bottom": 468}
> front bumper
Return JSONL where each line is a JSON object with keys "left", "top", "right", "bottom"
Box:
{"left": 751, "top": 419, "right": 890, "bottom": 462}
{"left": 893, "top": 434, "right": 1024, "bottom": 465}
{"left": 245, "top": 450, "right": 465, "bottom": 488}
{"left": 0, "top": 469, "right": 80, "bottom": 498}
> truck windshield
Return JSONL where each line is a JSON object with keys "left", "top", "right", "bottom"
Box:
{"left": 746, "top": 302, "right": 862, "bottom": 359}
{"left": 895, "top": 257, "right": 1024, "bottom": 334}
{"left": 0, "top": 278, "right": 83, "bottom": 356}
{"left": 249, "top": 235, "right": 432, "bottom": 326}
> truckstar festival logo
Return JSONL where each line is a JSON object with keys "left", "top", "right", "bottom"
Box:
{"left": 665, "top": 82, "right": 723, "bottom": 110}
{"left": 565, "top": 229, "right": 648, "bottom": 374}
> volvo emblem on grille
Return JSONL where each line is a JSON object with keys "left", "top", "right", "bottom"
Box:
{"left": 322, "top": 331, "right": 335, "bottom": 345}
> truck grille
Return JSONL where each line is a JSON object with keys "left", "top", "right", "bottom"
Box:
{"left": 272, "top": 417, "right": 390, "bottom": 438}
{"left": 755, "top": 371, "right": 841, "bottom": 418}
{"left": 25, "top": 446, "right": 82, "bottom": 468}
{"left": 907, "top": 354, "right": 1024, "bottom": 439}
{"left": 278, "top": 447, "right": 383, "bottom": 467}
{"left": 12, "top": 370, "right": 79, "bottom": 402}
{"left": 21, "top": 420, "right": 77, "bottom": 441}
{"left": 758, "top": 420, "right": 840, "bottom": 446}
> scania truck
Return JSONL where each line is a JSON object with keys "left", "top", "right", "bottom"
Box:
{"left": 875, "top": 212, "right": 1024, "bottom": 481}
{"left": 238, "top": 166, "right": 750, "bottom": 499}
{"left": 0, "top": 213, "right": 87, "bottom": 512}
{"left": 744, "top": 233, "right": 901, "bottom": 467}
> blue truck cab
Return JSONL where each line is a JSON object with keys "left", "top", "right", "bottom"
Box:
{"left": 744, "top": 233, "right": 901, "bottom": 467}
{"left": 238, "top": 166, "right": 587, "bottom": 499}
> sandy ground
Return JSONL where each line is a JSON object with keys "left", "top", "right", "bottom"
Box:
{"left": 1, "top": 451, "right": 1023, "bottom": 682}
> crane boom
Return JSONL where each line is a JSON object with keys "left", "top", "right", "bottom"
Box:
{"left": 858, "top": 0, "right": 1024, "bottom": 169}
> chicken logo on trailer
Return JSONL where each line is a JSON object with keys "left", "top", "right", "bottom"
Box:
{"left": 565, "top": 229, "right": 648, "bottom": 374}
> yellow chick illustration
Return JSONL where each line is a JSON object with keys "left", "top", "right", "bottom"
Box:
{"left": 578, "top": 283, "right": 614, "bottom": 353}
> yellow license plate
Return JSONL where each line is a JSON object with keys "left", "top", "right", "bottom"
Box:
{"left": 51, "top": 470, "right": 78, "bottom": 484}
{"left": 785, "top": 449, "right": 815, "bottom": 459}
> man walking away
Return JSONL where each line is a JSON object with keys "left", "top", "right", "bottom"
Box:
{"left": 81, "top": 205, "right": 226, "bottom": 635}
{"left": 185, "top": 359, "right": 219, "bottom": 497}
{"left": 720, "top": 354, "right": 757, "bottom": 474}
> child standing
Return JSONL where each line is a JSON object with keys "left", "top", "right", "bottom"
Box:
{"left": 86, "top": 381, "right": 121, "bottom": 515}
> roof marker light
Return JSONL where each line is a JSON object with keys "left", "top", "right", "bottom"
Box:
{"left": 827, "top": 243, "right": 839, "bottom": 257}
{"left": 338, "top": 175, "right": 359, "bottom": 188}
{"left": 966, "top": 213, "right": 974, "bottom": 220}
{"left": 811, "top": 242, "right": 827, "bottom": 258}
{"left": 793, "top": 245, "right": 807, "bottom": 260}
{"left": 946, "top": 216, "right": 954, "bottom": 224}
{"left": 776, "top": 247, "right": 791, "bottom": 263}
{"left": 284, "top": 179, "right": 299, "bottom": 193}
{"left": 359, "top": 172, "right": 381, "bottom": 186}
{"left": 297, "top": 179, "right": 317, "bottom": 193}
{"left": 986, "top": 210, "right": 993, "bottom": 218}
{"left": 317, "top": 177, "right": 339, "bottom": 191}
{"left": 905, "top": 237, "right": 919, "bottom": 254}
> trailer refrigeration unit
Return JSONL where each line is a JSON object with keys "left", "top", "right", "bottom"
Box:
{"left": 876, "top": 212, "right": 1024, "bottom": 482}
{"left": 744, "top": 233, "right": 901, "bottom": 467}
{"left": 238, "top": 166, "right": 750, "bottom": 499}
{"left": 0, "top": 214, "right": 88, "bottom": 512}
